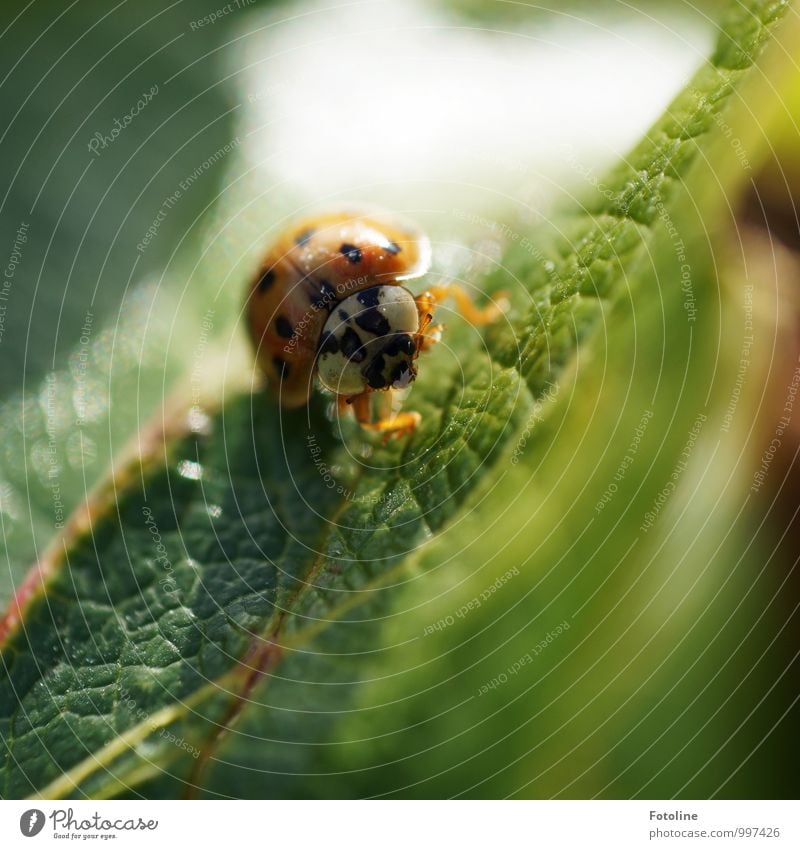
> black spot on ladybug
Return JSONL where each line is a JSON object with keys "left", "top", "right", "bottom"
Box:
{"left": 257, "top": 268, "right": 276, "bottom": 292}
{"left": 382, "top": 333, "right": 415, "bottom": 357}
{"left": 340, "top": 327, "right": 366, "bottom": 363}
{"left": 340, "top": 243, "right": 362, "bottom": 264}
{"left": 355, "top": 307, "right": 391, "bottom": 337}
{"left": 295, "top": 228, "right": 315, "bottom": 246}
{"left": 356, "top": 288, "right": 381, "bottom": 308}
{"left": 318, "top": 331, "right": 339, "bottom": 356}
{"left": 275, "top": 316, "right": 294, "bottom": 339}
{"left": 273, "top": 357, "right": 290, "bottom": 379}
{"left": 310, "top": 279, "right": 337, "bottom": 307}
{"left": 384, "top": 240, "right": 401, "bottom": 255}
{"left": 364, "top": 354, "right": 388, "bottom": 389}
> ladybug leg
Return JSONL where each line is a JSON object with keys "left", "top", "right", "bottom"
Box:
{"left": 345, "top": 391, "right": 421, "bottom": 440}
{"left": 416, "top": 283, "right": 509, "bottom": 327}
{"left": 336, "top": 394, "right": 352, "bottom": 416}
{"left": 370, "top": 408, "right": 422, "bottom": 441}
{"left": 413, "top": 297, "right": 442, "bottom": 354}
{"left": 418, "top": 322, "right": 444, "bottom": 353}
{"left": 348, "top": 392, "right": 372, "bottom": 425}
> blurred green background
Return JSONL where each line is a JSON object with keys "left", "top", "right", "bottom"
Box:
{"left": 0, "top": 0, "right": 798, "bottom": 799}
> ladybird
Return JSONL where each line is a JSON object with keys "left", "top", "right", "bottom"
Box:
{"left": 246, "top": 208, "right": 506, "bottom": 436}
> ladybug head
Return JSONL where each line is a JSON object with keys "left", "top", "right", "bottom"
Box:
{"left": 316, "top": 285, "right": 420, "bottom": 396}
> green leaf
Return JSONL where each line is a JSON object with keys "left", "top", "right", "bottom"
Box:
{"left": 1, "top": 0, "right": 796, "bottom": 799}
{"left": 0, "top": 0, "right": 241, "bottom": 393}
{"left": 0, "top": 0, "right": 254, "bottom": 604}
